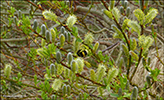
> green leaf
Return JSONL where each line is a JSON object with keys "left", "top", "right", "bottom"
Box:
{"left": 72, "top": 27, "right": 78, "bottom": 37}
{"left": 129, "top": 50, "right": 139, "bottom": 61}
{"left": 110, "top": 93, "right": 119, "bottom": 97}
{"left": 122, "top": 18, "right": 130, "bottom": 32}
{"left": 123, "top": 93, "right": 131, "bottom": 97}
{"left": 130, "top": 38, "right": 137, "bottom": 51}
{"left": 122, "top": 44, "right": 129, "bottom": 57}
{"left": 112, "top": 7, "right": 120, "bottom": 23}
{"left": 98, "top": 50, "right": 103, "bottom": 61}
{"left": 84, "top": 32, "right": 94, "bottom": 45}
{"left": 106, "top": 84, "right": 110, "bottom": 92}
{"left": 52, "top": 79, "right": 63, "bottom": 91}
{"left": 103, "top": 10, "right": 113, "bottom": 19}
{"left": 144, "top": 8, "right": 158, "bottom": 25}
{"left": 134, "top": 9, "right": 145, "bottom": 25}
{"left": 138, "top": 35, "right": 154, "bottom": 54}
{"left": 76, "top": 37, "right": 82, "bottom": 42}
{"left": 34, "top": 74, "right": 37, "bottom": 85}
{"left": 112, "top": 25, "right": 124, "bottom": 39}
{"left": 107, "top": 67, "right": 119, "bottom": 84}
{"left": 42, "top": 10, "right": 57, "bottom": 22}
{"left": 48, "top": 43, "right": 56, "bottom": 55}
{"left": 57, "top": 64, "right": 63, "bottom": 75}
{"left": 90, "top": 69, "right": 96, "bottom": 81}
{"left": 127, "top": 20, "right": 141, "bottom": 36}
{"left": 66, "top": 15, "right": 77, "bottom": 28}
{"left": 96, "top": 64, "right": 106, "bottom": 82}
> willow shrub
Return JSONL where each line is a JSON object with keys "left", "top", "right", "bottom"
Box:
{"left": 1, "top": 0, "right": 163, "bottom": 100}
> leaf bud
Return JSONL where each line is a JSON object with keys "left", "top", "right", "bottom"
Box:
{"left": 65, "top": 31, "right": 68, "bottom": 41}
{"left": 120, "top": 6, "right": 124, "bottom": 14}
{"left": 90, "top": 69, "right": 96, "bottom": 81}
{"left": 60, "top": 26, "right": 65, "bottom": 34}
{"left": 78, "top": 93, "right": 82, "bottom": 100}
{"left": 125, "top": 80, "right": 130, "bottom": 90}
{"left": 130, "top": 86, "right": 138, "bottom": 100}
{"left": 118, "top": 88, "right": 122, "bottom": 97}
{"left": 147, "top": 56, "right": 151, "bottom": 66}
{"left": 51, "top": 94, "right": 57, "bottom": 100}
{"left": 62, "top": 84, "right": 67, "bottom": 96}
{"left": 18, "top": 10, "right": 22, "bottom": 19}
{"left": 50, "top": 63, "right": 57, "bottom": 75}
{"left": 67, "top": 32, "right": 71, "bottom": 42}
{"left": 51, "top": 28, "right": 56, "bottom": 43}
{"left": 126, "top": 7, "right": 130, "bottom": 17}
{"left": 56, "top": 51, "right": 62, "bottom": 63}
{"left": 110, "top": 0, "right": 115, "bottom": 10}
{"left": 146, "top": 75, "right": 151, "bottom": 87}
{"left": 67, "top": 52, "right": 73, "bottom": 65}
{"left": 66, "top": 85, "right": 71, "bottom": 95}
{"left": 121, "top": 0, "right": 124, "bottom": 6}
{"left": 33, "top": 19, "right": 37, "bottom": 31}
{"left": 124, "top": 0, "right": 128, "bottom": 9}
{"left": 59, "top": 34, "right": 65, "bottom": 47}
{"left": 45, "top": 30, "right": 51, "bottom": 42}
{"left": 4, "top": 64, "right": 12, "bottom": 78}
{"left": 41, "top": 24, "right": 46, "bottom": 36}
{"left": 71, "top": 60, "right": 77, "bottom": 73}
{"left": 93, "top": 41, "right": 99, "bottom": 53}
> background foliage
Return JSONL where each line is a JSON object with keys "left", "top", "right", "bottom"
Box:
{"left": 1, "top": 0, "right": 164, "bottom": 100}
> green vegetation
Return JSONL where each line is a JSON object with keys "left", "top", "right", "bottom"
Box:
{"left": 1, "top": 0, "right": 163, "bottom": 100}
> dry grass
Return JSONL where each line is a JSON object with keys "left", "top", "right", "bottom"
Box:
{"left": 130, "top": 47, "right": 164, "bottom": 99}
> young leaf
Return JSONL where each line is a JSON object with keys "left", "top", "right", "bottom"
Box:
{"left": 52, "top": 79, "right": 63, "bottom": 91}
{"left": 96, "top": 64, "right": 106, "bottom": 82}
{"left": 90, "top": 69, "right": 96, "bottom": 81}
{"left": 57, "top": 64, "right": 63, "bottom": 75}
{"left": 138, "top": 35, "right": 154, "bottom": 54}
{"left": 129, "top": 50, "right": 139, "bottom": 61}
{"left": 103, "top": 10, "right": 113, "bottom": 19}
{"left": 144, "top": 8, "right": 158, "bottom": 25}
{"left": 107, "top": 67, "right": 119, "bottom": 84}
{"left": 133, "top": 9, "right": 145, "bottom": 25}
{"left": 76, "top": 58, "right": 84, "bottom": 73}
{"left": 110, "top": 0, "right": 115, "bottom": 10}
{"left": 112, "top": 7, "right": 120, "bottom": 23}
{"left": 122, "top": 44, "right": 129, "bottom": 57}
{"left": 4, "top": 64, "right": 12, "bottom": 78}
{"left": 112, "top": 24, "right": 124, "bottom": 39}
{"left": 130, "top": 38, "right": 137, "bottom": 51}
{"left": 66, "top": 14, "right": 77, "bottom": 28}
{"left": 130, "top": 86, "right": 138, "bottom": 100}
{"left": 127, "top": 20, "right": 141, "bottom": 36}
{"left": 42, "top": 10, "right": 57, "bottom": 22}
